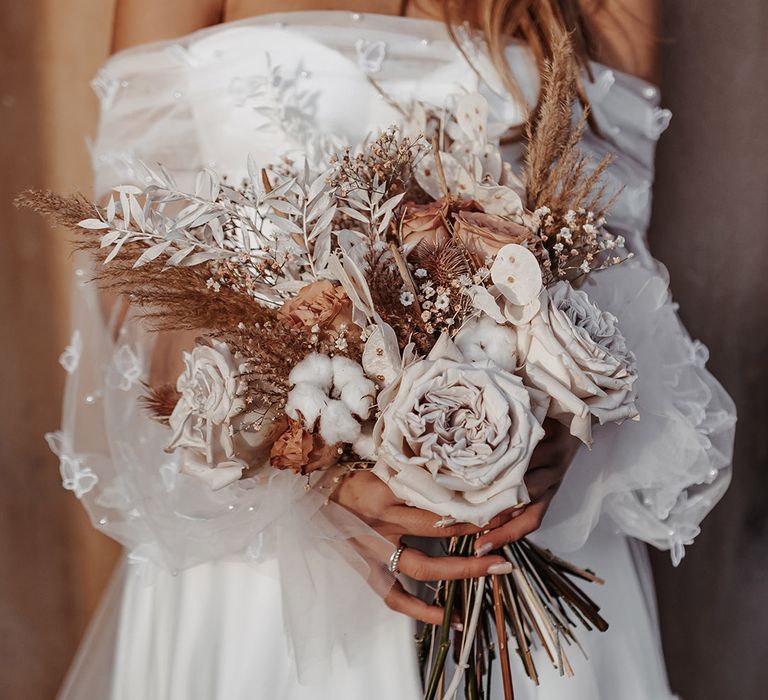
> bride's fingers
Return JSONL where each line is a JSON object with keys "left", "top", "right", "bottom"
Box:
{"left": 473, "top": 492, "right": 556, "bottom": 553}
{"left": 384, "top": 581, "right": 453, "bottom": 627}
{"left": 384, "top": 504, "right": 516, "bottom": 538}
{"left": 524, "top": 464, "right": 563, "bottom": 502}
{"left": 398, "top": 547, "right": 510, "bottom": 581}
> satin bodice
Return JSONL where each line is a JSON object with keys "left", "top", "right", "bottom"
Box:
{"left": 90, "top": 11, "right": 670, "bottom": 257}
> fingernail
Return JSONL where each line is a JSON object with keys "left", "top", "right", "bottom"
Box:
{"left": 475, "top": 542, "right": 493, "bottom": 557}
{"left": 487, "top": 562, "right": 514, "bottom": 575}
{"left": 450, "top": 621, "right": 464, "bottom": 632}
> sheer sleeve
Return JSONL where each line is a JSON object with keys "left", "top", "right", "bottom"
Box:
{"left": 530, "top": 66, "right": 737, "bottom": 563}
{"left": 47, "top": 54, "right": 398, "bottom": 678}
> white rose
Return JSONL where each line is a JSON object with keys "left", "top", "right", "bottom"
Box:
{"left": 167, "top": 340, "right": 248, "bottom": 488}
{"left": 517, "top": 281, "right": 638, "bottom": 446}
{"left": 372, "top": 334, "right": 547, "bottom": 526}
{"left": 176, "top": 436, "right": 248, "bottom": 491}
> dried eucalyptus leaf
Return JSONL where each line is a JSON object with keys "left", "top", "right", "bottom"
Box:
{"left": 166, "top": 245, "right": 196, "bottom": 267}
{"left": 133, "top": 239, "right": 172, "bottom": 268}
{"left": 79, "top": 218, "right": 110, "bottom": 230}
{"left": 267, "top": 214, "right": 303, "bottom": 236}
{"left": 337, "top": 206, "right": 369, "bottom": 224}
{"left": 113, "top": 185, "right": 143, "bottom": 195}
{"left": 267, "top": 199, "right": 302, "bottom": 217}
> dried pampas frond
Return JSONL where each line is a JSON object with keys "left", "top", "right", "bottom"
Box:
{"left": 15, "top": 190, "right": 98, "bottom": 230}
{"left": 15, "top": 190, "right": 271, "bottom": 333}
{"left": 524, "top": 36, "right": 614, "bottom": 217}
{"left": 140, "top": 383, "right": 181, "bottom": 422}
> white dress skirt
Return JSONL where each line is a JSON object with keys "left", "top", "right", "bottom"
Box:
{"left": 52, "top": 11, "right": 736, "bottom": 700}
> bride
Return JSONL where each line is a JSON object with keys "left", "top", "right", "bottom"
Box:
{"left": 52, "top": 1, "right": 736, "bottom": 698}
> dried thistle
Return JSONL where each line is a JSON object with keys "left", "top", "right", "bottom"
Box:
{"left": 365, "top": 246, "right": 433, "bottom": 354}
{"left": 410, "top": 239, "right": 473, "bottom": 290}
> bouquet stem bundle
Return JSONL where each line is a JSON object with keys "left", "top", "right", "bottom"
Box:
{"left": 419, "top": 537, "right": 607, "bottom": 700}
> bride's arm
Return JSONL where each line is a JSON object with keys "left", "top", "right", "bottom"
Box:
{"left": 107, "top": 1, "right": 226, "bottom": 382}
{"left": 111, "top": 0, "right": 224, "bottom": 53}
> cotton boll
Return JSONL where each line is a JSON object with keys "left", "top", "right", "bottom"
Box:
{"left": 455, "top": 315, "right": 518, "bottom": 372}
{"left": 331, "top": 355, "right": 366, "bottom": 391}
{"left": 340, "top": 377, "right": 376, "bottom": 420}
{"left": 320, "top": 400, "right": 362, "bottom": 445}
{"left": 288, "top": 353, "right": 333, "bottom": 391}
{"left": 285, "top": 383, "right": 328, "bottom": 430}
{"left": 352, "top": 422, "right": 377, "bottom": 460}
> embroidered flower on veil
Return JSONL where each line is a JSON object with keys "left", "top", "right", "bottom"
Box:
{"left": 45, "top": 431, "right": 99, "bottom": 498}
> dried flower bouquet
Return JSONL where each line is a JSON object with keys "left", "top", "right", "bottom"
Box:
{"left": 20, "top": 40, "right": 638, "bottom": 699}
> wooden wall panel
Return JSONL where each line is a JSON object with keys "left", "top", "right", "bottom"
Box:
{"left": 0, "top": 2, "right": 117, "bottom": 698}
{"left": 649, "top": 2, "right": 768, "bottom": 699}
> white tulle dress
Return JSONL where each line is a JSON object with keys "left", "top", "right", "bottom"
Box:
{"left": 51, "top": 11, "right": 736, "bottom": 700}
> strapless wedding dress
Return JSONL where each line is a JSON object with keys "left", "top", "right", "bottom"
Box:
{"left": 52, "top": 11, "right": 736, "bottom": 700}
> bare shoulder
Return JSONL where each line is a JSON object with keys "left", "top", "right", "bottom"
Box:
{"left": 580, "top": 0, "right": 660, "bottom": 83}
{"left": 111, "top": 0, "right": 224, "bottom": 53}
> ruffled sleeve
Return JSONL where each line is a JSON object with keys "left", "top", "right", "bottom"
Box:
{"left": 533, "top": 66, "right": 737, "bottom": 564}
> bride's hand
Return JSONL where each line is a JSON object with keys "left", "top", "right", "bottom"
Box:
{"left": 473, "top": 419, "right": 581, "bottom": 556}
{"left": 331, "top": 470, "right": 516, "bottom": 626}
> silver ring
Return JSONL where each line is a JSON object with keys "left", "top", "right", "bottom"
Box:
{"left": 388, "top": 544, "right": 406, "bottom": 576}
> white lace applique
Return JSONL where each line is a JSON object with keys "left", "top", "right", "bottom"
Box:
{"left": 593, "top": 69, "right": 615, "bottom": 102}
{"left": 91, "top": 70, "right": 119, "bottom": 110}
{"left": 160, "top": 460, "right": 180, "bottom": 492}
{"left": 45, "top": 431, "right": 99, "bottom": 498}
{"left": 355, "top": 39, "right": 387, "bottom": 74}
{"left": 95, "top": 478, "right": 133, "bottom": 510}
{"left": 236, "top": 56, "right": 345, "bottom": 171}
{"left": 246, "top": 531, "right": 265, "bottom": 560}
{"left": 59, "top": 330, "right": 83, "bottom": 374}
{"left": 126, "top": 544, "right": 166, "bottom": 585}
{"left": 90, "top": 144, "right": 142, "bottom": 185}
{"left": 646, "top": 107, "right": 673, "bottom": 139}
{"left": 107, "top": 344, "right": 143, "bottom": 391}
{"left": 666, "top": 495, "right": 701, "bottom": 567}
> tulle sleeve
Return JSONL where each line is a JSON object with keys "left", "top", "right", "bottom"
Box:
{"left": 47, "top": 63, "right": 398, "bottom": 678}
{"left": 532, "top": 66, "right": 737, "bottom": 563}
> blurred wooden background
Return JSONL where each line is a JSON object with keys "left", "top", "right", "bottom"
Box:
{"left": 648, "top": 1, "right": 768, "bottom": 698}
{"left": 0, "top": 1, "right": 765, "bottom": 698}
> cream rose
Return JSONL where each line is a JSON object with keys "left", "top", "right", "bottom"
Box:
{"left": 453, "top": 211, "right": 531, "bottom": 261}
{"left": 517, "top": 281, "right": 638, "bottom": 446}
{"left": 372, "top": 334, "right": 547, "bottom": 526}
{"left": 167, "top": 340, "right": 248, "bottom": 489}
{"left": 277, "top": 280, "right": 355, "bottom": 338}
{"left": 400, "top": 200, "right": 451, "bottom": 247}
